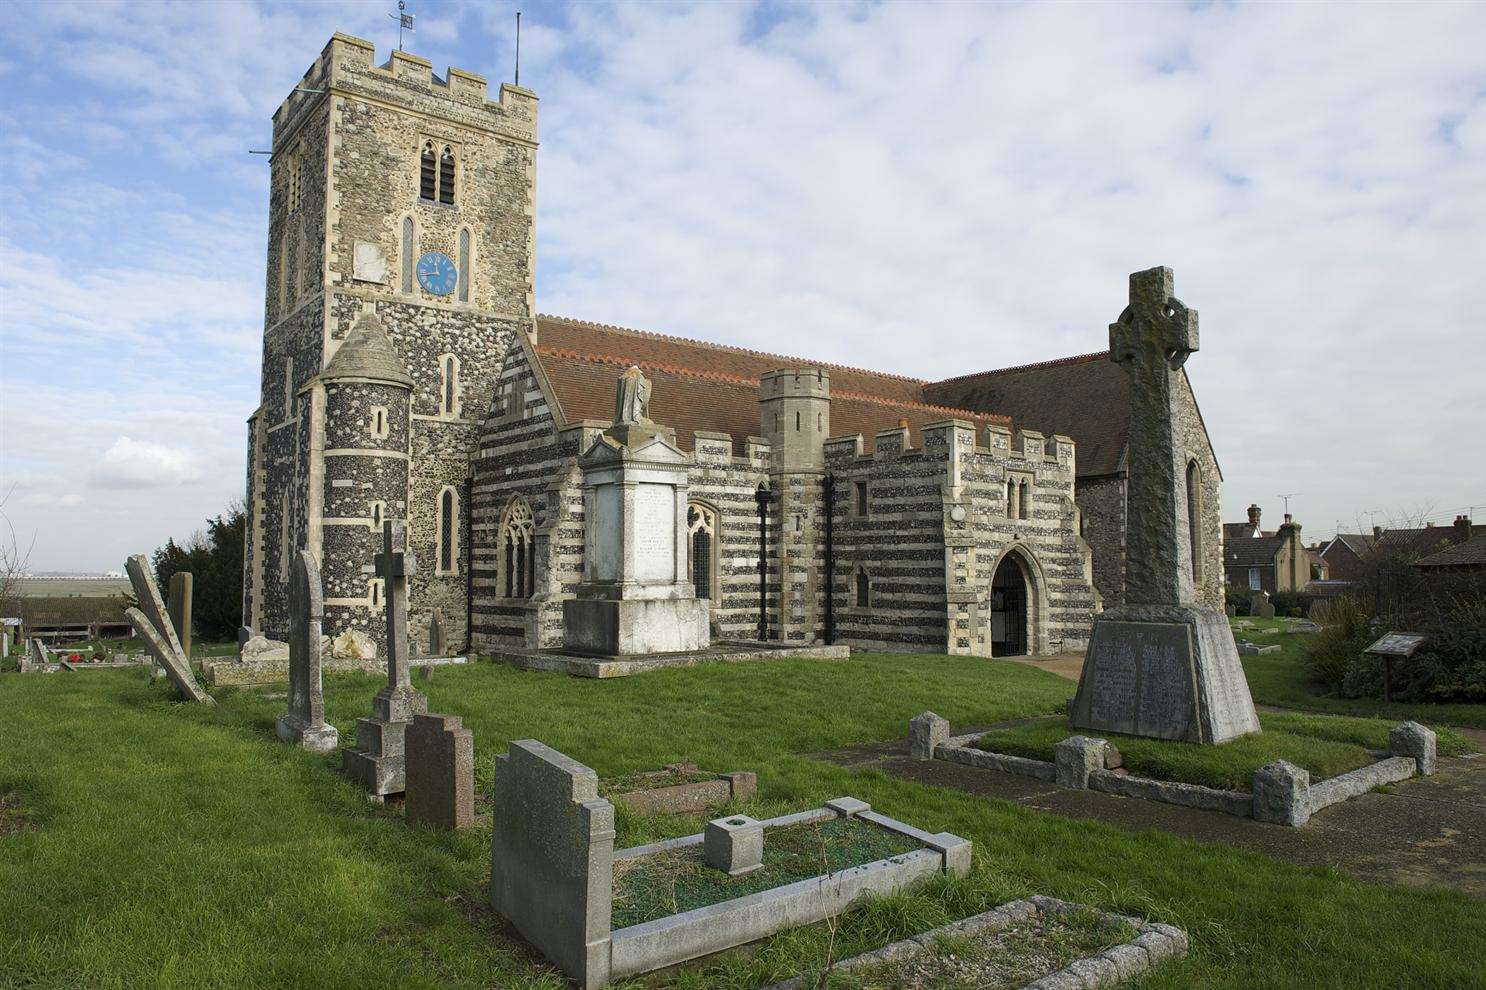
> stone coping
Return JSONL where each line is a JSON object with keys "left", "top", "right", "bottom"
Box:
{"left": 610, "top": 768, "right": 757, "bottom": 816}
{"left": 607, "top": 797, "right": 970, "bottom": 980}
{"left": 759, "top": 894, "right": 1190, "bottom": 990}
{"left": 919, "top": 713, "right": 1437, "bottom": 828}
{"left": 489, "top": 641, "right": 849, "bottom": 678}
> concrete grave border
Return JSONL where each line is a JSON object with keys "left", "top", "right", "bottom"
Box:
{"left": 913, "top": 712, "right": 1438, "bottom": 828}
{"left": 609, "top": 766, "right": 757, "bottom": 816}
{"left": 761, "top": 894, "right": 1190, "bottom": 990}
{"left": 489, "top": 640, "right": 848, "bottom": 678}
{"left": 490, "top": 740, "right": 968, "bottom": 988}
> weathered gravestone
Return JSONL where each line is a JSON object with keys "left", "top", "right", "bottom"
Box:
{"left": 275, "top": 551, "right": 339, "bottom": 754}
{"left": 405, "top": 713, "right": 474, "bottom": 830}
{"left": 342, "top": 521, "right": 428, "bottom": 795}
{"left": 1068, "top": 268, "right": 1260, "bottom": 744}
{"left": 167, "top": 571, "right": 193, "bottom": 658}
{"left": 123, "top": 554, "right": 214, "bottom": 705}
{"left": 491, "top": 740, "right": 615, "bottom": 990}
{"left": 1250, "top": 591, "right": 1276, "bottom": 619}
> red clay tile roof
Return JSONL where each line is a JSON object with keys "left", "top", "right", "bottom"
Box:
{"left": 922, "top": 352, "right": 1130, "bottom": 477}
{"left": 531, "top": 316, "right": 1007, "bottom": 454}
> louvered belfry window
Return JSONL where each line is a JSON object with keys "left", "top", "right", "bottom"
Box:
{"left": 420, "top": 143, "right": 437, "bottom": 201}
{"left": 439, "top": 147, "right": 456, "bottom": 205}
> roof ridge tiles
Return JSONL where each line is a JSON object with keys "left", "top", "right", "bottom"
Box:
{"left": 535, "top": 313, "right": 930, "bottom": 386}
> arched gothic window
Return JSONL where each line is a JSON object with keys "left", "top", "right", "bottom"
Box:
{"left": 457, "top": 227, "right": 471, "bottom": 302}
{"left": 1005, "top": 479, "right": 1016, "bottom": 518}
{"left": 687, "top": 502, "right": 718, "bottom": 600}
{"left": 437, "top": 486, "right": 459, "bottom": 576}
{"left": 439, "top": 354, "right": 461, "bottom": 417}
{"left": 400, "top": 216, "right": 415, "bottom": 294}
{"left": 855, "top": 567, "right": 870, "bottom": 608}
{"left": 1186, "top": 460, "right": 1203, "bottom": 583}
{"left": 439, "top": 147, "right": 456, "bottom": 205}
{"left": 500, "top": 497, "right": 536, "bottom": 599}
{"left": 1019, "top": 479, "right": 1031, "bottom": 520}
{"left": 420, "top": 142, "right": 437, "bottom": 201}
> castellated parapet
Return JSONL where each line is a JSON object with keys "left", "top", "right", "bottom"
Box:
{"left": 759, "top": 368, "right": 830, "bottom": 472}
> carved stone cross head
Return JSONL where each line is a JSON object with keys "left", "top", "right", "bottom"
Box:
{"left": 1109, "top": 266, "right": 1199, "bottom": 371}
{"left": 375, "top": 519, "right": 417, "bottom": 581}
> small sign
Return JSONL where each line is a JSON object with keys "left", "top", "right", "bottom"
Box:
{"left": 1364, "top": 632, "right": 1426, "bottom": 658}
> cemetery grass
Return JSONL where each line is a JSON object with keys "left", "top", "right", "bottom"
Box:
{"left": 1233, "top": 619, "right": 1486, "bottom": 729}
{"left": 1, "top": 656, "right": 1483, "bottom": 989}
{"left": 974, "top": 713, "right": 1470, "bottom": 792}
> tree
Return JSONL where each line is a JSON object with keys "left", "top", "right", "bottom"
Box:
{"left": 152, "top": 501, "right": 245, "bottom": 642}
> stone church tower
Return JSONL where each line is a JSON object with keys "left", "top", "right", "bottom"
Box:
{"left": 242, "top": 34, "right": 537, "bottom": 653}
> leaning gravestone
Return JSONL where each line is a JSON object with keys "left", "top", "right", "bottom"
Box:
{"left": 167, "top": 571, "right": 193, "bottom": 658}
{"left": 1068, "top": 268, "right": 1260, "bottom": 744}
{"left": 276, "top": 551, "right": 339, "bottom": 754}
{"left": 491, "top": 740, "right": 615, "bottom": 990}
{"left": 342, "top": 520, "right": 428, "bottom": 795}
{"left": 124, "top": 554, "right": 214, "bottom": 705}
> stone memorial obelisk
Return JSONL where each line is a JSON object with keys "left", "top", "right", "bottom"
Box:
{"left": 342, "top": 520, "right": 429, "bottom": 794}
{"left": 276, "top": 551, "right": 339, "bottom": 754}
{"left": 1068, "top": 267, "right": 1260, "bottom": 744}
{"left": 562, "top": 366, "right": 709, "bottom": 656}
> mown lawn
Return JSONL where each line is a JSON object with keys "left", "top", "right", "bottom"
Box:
{"left": 1234, "top": 619, "right": 1486, "bottom": 729}
{"left": 975, "top": 712, "right": 1469, "bottom": 792}
{"left": 1, "top": 654, "right": 1483, "bottom": 989}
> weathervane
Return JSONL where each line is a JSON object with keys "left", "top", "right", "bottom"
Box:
{"left": 390, "top": 0, "right": 414, "bottom": 52}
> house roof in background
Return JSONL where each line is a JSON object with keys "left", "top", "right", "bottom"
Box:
{"left": 1413, "top": 535, "right": 1486, "bottom": 568}
{"left": 1224, "top": 535, "right": 1285, "bottom": 568}
{"left": 1374, "top": 524, "right": 1485, "bottom": 557}
{"left": 1324, "top": 533, "right": 1376, "bottom": 557}
{"left": 1224, "top": 522, "right": 1261, "bottom": 541}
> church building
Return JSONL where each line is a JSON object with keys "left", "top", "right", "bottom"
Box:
{"left": 242, "top": 34, "right": 1224, "bottom": 660}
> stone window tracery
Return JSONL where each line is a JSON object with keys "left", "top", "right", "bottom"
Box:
{"left": 499, "top": 497, "right": 536, "bottom": 599}
{"left": 420, "top": 142, "right": 437, "bottom": 201}
{"left": 439, "top": 147, "right": 456, "bottom": 205}
{"left": 688, "top": 502, "right": 718, "bottom": 600}
{"left": 1186, "top": 460, "right": 1203, "bottom": 583}
{"left": 1019, "top": 479, "right": 1031, "bottom": 520}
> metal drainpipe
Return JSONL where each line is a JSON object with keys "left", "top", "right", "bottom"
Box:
{"left": 822, "top": 473, "right": 835, "bottom": 645}
{"left": 755, "top": 483, "right": 773, "bottom": 641}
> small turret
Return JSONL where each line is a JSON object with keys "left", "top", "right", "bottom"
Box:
{"left": 759, "top": 368, "right": 830, "bottom": 472}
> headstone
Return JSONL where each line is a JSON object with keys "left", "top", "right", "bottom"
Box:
{"left": 1250, "top": 591, "right": 1275, "bottom": 619}
{"left": 405, "top": 713, "right": 474, "bottom": 830}
{"left": 563, "top": 367, "right": 709, "bottom": 656}
{"left": 238, "top": 625, "right": 255, "bottom": 649}
{"left": 167, "top": 571, "right": 193, "bottom": 658}
{"left": 342, "top": 520, "right": 428, "bottom": 795}
{"left": 1068, "top": 269, "right": 1259, "bottom": 744}
{"left": 275, "top": 551, "right": 339, "bottom": 754}
{"left": 428, "top": 610, "right": 446, "bottom": 657}
{"left": 491, "top": 739, "right": 615, "bottom": 990}
{"left": 123, "top": 554, "right": 214, "bottom": 705}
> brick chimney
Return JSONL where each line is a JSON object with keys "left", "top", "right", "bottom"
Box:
{"left": 1454, "top": 514, "right": 1472, "bottom": 543}
{"left": 1247, "top": 504, "right": 1261, "bottom": 528}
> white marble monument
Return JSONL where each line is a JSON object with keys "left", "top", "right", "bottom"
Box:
{"left": 563, "top": 367, "right": 710, "bottom": 656}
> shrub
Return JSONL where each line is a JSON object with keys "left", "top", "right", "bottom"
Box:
{"left": 1225, "top": 583, "right": 1252, "bottom": 616}
{"left": 1338, "top": 596, "right": 1486, "bottom": 703}
{"left": 1304, "top": 596, "right": 1373, "bottom": 690}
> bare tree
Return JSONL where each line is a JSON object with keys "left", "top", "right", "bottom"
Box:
{"left": 0, "top": 486, "right": 36, "bottom": 632}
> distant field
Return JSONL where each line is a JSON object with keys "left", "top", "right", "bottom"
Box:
{"left": 12, "top": 578, "right": 132, "bottom": 598}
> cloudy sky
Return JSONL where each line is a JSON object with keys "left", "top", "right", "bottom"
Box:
{"left": 1, "top": 0, "right": 1483, "bottom": 571}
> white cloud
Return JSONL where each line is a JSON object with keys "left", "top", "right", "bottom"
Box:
{"left": 89, "top": 437, "right": 204, "bottom": 490}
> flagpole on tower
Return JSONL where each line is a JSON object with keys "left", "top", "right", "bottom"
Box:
{"left": 515, "top": 11, "right": 522, "bottom": 87}
{"left": 390, "top": 0, "right": 415, "bottom": 52}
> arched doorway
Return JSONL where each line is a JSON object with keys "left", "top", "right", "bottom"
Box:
{"left": 991, "top": 552, "right": 1032, "bottom": 656}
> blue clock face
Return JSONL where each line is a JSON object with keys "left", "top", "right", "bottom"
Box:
{"left": 416, "top": 251, "right": 457, "bottom": 296}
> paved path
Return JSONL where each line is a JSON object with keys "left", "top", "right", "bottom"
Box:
{"left": 818, "top": 725, "right": 1486, "bottom": 898}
